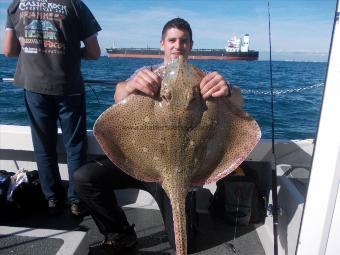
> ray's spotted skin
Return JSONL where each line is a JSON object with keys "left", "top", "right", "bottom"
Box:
{"left": 93, "top": 56, "right": 261, "bottom": 255}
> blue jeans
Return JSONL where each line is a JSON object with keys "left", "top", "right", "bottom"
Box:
{"left": 24, "top": 90, "right": 87, "bottom": 202}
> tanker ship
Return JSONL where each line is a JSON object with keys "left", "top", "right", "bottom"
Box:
{"left": 106, "top": 34, "right": 259, "bottom": 61}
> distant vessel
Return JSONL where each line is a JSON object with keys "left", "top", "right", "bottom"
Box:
{"left": 106, "top": 34, "right": 259, "bottom": 61}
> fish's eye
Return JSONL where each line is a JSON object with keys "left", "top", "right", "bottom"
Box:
{"left": 161, "top": 88, "right": 172, "bottom": 103}
{"left": 192, "top": 86, "right": 200, "bottom": 98}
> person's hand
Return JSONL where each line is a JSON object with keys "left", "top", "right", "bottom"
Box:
{"left": 199, "top": 71, "right": 230, "bottom": 99}
{"left": 125, "top": 68, "right": 161, "bottom": 97}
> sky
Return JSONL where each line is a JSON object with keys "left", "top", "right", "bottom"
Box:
{"left": 0, "top": 0, "right": 337, "bottom": 61}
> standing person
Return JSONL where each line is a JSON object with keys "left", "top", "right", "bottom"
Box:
{"left": 74, "top": 17, "right": 236, "bottom": 254}
{"left": 3, "top": 0, "right": 101, "bottom": 216}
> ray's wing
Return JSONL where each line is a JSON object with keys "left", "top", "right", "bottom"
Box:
{"left": 93, "top": 95, "right": 163, "bottom": 182}
{"left": 190, "top": 95, "right": 261, "bottom": 186}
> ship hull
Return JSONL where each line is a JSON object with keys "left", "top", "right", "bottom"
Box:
{"left": 107, "top": 53, "right": 163, "bottom": 59}
{"left": 106, "top": 48, "right": 259, "bottom": 61}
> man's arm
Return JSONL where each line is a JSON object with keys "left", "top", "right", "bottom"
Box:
{"left": 3, "top": 29, "right": 21, "bottom": 57}
{"left": 81, "top": 35, "right": 101, "bottom": 60}
{"left": 114, "top": 68, "right": 161, "bottom": 102}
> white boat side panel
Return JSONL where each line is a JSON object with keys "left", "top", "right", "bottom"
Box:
{"left": 256, "top": 216, "right": 274, "bottom": 255}
{"left": 1, "top": 125, "right": 312, "bottom": 168}
{"left": 297, "top": 3, "right": 340, "bottom": 254}
{"left": 325, "top": 182, "right": 340, "bottom": 255}
{"left": 0, "top": 125, "right": 35, "bottom": 151}
{"left": 247, "top": 139, "right": 314, "bottom": 168}
{"left": 257, "top": 166, "right": 305, "bottom": 255}
{"left": 0, "top": 125, "right": 103, "bottom": 155}
{"left": 277, "top": 171, "right": 304, "bottom": 255}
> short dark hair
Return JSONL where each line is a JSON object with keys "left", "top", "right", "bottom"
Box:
{"left": 161, "top": 18, "right": 193, "bottom": 42}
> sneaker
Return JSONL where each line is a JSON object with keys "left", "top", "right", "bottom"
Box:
{"left": 69, "top": 200, "right": 89, "bottom": 217}
{"left": 89, "top": 241, "right": 116, "bottom": 255}
{"left": 114, "top": 224, "right": 138, "bottom": 249}
{"left": 48, "top": 199, "right": 64, "bottom": 215}
{"left": 90, "top": 224, "right": 137, "bottom": 254}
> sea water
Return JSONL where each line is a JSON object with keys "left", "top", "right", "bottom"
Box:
{"left": 0, "top": 55, "right": 326, "bottom": 140}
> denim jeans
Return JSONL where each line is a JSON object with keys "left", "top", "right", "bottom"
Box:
{"left": 24, "top": 90, "right": 87, "bottom": 202}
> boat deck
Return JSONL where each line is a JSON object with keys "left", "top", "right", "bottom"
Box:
{"left": 0, "top": 205, "right": 265, "bottom": 255}
{"left": 0, "top": 125, "right": 315, "bottom": 255}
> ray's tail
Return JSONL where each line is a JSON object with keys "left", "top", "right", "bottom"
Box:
{"left": 163, "top": 181, "right": 189, "bottom": 255}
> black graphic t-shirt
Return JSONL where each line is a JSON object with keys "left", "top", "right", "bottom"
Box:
{"left": 6, "top": 0, "right": 101, "bottom": 95}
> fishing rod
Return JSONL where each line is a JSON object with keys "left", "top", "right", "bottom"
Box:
{"left": 267, "top": 2, "right": 279, "bottom": 255}
{"left": 1, "top": 77, "right": 119, "bottom": 85}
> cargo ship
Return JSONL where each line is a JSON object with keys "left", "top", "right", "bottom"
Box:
{"left": 106, "top": 34, "right": 259, "bottom": 61}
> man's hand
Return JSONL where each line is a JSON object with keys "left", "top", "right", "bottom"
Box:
{"left": 200, "top": 71, "right": 230, "bottom": 99}
{"left": 125, "top": 69, "right": 161, "bottom": 97}
{"left": 114, "top": 68, "right": 161, "bottom": 102}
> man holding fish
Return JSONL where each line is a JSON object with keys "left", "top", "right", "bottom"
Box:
{"left": 74, "top": 18, "right": 241, "bottom": 255}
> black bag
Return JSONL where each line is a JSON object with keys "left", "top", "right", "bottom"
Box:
{"left": 11, "top": 170, "right": 47, "bottom": 212}
{"left": 0, "top": 170, "right": 46, "bottom": 218}
{"left": 209, "top": 162, "right": 266, "bottom": 225}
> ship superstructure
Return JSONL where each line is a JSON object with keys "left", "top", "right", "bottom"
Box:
{"left": 226, "top": 34, "right": 250, "bottom": 52}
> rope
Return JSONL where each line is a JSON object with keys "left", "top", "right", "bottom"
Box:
{"left": 242, "top": 82, "right": 323, "bottom": 95}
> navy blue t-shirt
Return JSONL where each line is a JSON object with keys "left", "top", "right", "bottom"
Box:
{"left": 6, "top": 0, "right": 101, "bottom": 95}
